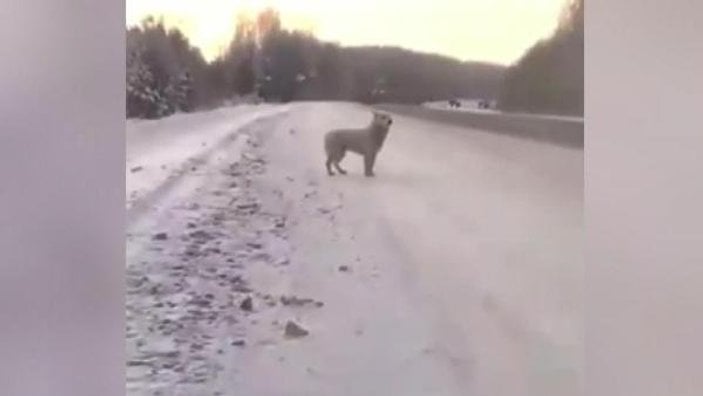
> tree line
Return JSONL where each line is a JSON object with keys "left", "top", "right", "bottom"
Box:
{"left": 126, "top": 9, "right": 505, "bottom": 119}
{"left": 498, "top": 0, "right": 584, "bottom": 116}
{"left": 127, "top": 3, "right": 584, "bottom": 119}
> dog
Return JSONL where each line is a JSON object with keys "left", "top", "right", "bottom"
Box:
{"left": 324, "top": 111, "right": 393, "bottom": 177}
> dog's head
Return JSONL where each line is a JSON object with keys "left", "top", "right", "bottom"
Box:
{"left": 372, "top": 111, "right": 393, "bottom": 129}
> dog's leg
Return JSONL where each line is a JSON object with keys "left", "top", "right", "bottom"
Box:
{"left": 364, "top": 153, "right": 376, "bottom": 177}
{"left": 326, "top": 157, "right": 335, "bottom": 176}
{"left": 334, "top": 151, "right": 347, "bottom": 175}
{"left": 334, "top": 162, "right": 347, "bottom": 175}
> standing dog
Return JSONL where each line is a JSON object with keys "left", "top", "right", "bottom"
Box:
{"left": 324, "top": 111, "right": 393, "bottom": 177}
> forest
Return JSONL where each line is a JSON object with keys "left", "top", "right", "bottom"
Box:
{"left": 127, "top": 1, "right": 583, "bottom": 119}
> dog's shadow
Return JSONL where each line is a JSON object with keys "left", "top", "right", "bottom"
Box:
{"left": 330, "top": 170, "right": 425, "bottom": 187}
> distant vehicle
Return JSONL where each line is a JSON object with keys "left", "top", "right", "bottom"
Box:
{"left": 448, "top": 99, "right": 461, "bottom": 108}
{"left": 478, "top": 99, "right": 491, "bottom": 109}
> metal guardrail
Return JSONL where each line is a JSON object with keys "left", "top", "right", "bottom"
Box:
{"left": 375, "top": 104, "right": 584, "bottom": 149}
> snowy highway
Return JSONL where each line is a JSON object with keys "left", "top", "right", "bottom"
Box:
{"left": 126, "top": 102, "right": 583, "bottom": 396}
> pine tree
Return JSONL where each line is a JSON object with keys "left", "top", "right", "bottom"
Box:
{"left": 163, "top": 70, "right": 193, "bottom": 113}
{"left": 126, "top": 49, "right": 158, "bottom": 118}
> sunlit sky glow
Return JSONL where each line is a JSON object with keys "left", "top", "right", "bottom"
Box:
{"left": 126, "top": 0, "right": 568, "bottom": 66}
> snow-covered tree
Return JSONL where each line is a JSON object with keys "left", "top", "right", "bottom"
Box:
{"left": 164, "top": 70, "right": 194, "bottom": 113}
{"left": 127, "top": 49, "right": 162, "bottom": 118}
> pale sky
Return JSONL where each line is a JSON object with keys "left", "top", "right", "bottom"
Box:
{"left": 126, "top": 0, "right": 568, "bottom": 66}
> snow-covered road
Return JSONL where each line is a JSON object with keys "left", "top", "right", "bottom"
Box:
{"left": 126, "top": 102, "right": 583, "bottom": 396}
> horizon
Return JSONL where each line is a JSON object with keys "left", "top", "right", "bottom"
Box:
{"left": 126, "top": 0, "right": 569, "bottom": 66}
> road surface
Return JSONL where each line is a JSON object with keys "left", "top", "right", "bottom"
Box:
{"left": 126, "top": 102, "right": 583, "bottom": 396}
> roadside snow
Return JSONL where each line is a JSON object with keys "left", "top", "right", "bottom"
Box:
{"left": 127, "top": 110, "right": 296, "bottom": 395}
{"left": 126, "top": 104, "right": 286, "bottom": 217}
